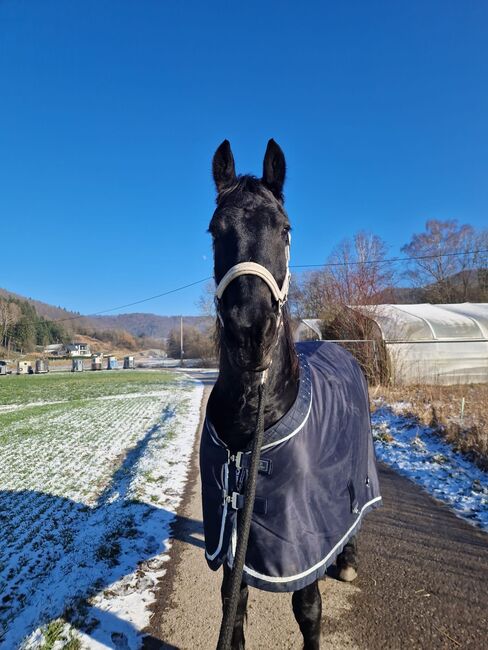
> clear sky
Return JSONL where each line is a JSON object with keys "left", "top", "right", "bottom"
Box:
{"left": 1, "top": 1, "right": 487, "bottom": 316}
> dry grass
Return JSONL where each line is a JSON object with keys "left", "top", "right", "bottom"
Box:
{"left": 370, "top": 383, "right": 488, "bottom": 471}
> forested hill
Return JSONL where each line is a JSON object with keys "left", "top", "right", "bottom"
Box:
{"left": 0, "top": 287, "right": 212, "bottom": 354}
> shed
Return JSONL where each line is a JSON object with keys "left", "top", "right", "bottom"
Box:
{"left": 35, "top": 359, "right": 49, "bottom": 374}
{"left": 356, "top": 303, "right": 488, "bottom": 385}
{"left": 17, "top": 361, "right": 33, "bottom": 375}
{"left": 106, "top": 356, "right": 118, "bottom": 370}
{"left": 123, "top": 356, "right": 135, "bottom": 369}
{"left": 91, "top": 353, "right": 103, "bottom": 371}
{"left": 72, "top": 359, "right": 84, "bottom": 372}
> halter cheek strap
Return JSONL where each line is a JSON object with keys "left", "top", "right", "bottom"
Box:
{"left": 214, "top": 237, "right": 291, "bottom": 327}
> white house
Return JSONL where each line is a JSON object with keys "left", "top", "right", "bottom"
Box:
{"left": 66, "top": 343, "right": 91, "bottom": 358}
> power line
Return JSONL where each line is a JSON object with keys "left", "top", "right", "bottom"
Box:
{"left": 85, "top": 276, "right": 213, "bottom": 318}
{"left": 291, "top": 248, "right": 488, "bottom": 269}
{"left": 2, "top": 248, "right": 487, "bottom": 329}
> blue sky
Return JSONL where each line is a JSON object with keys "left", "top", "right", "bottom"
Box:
{"left": 1, "top": 1, "right": 487, "bottom": 316}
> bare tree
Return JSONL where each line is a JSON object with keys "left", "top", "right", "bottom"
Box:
{"left": 293, "top": 232, "right": 393, "bottom": 382}
{"left": 167, "top": 325, "right": 216, "bottom": 361}
{"left": 401, "top": 220, "right": 488, "bottom": 302}
{"left": 0, "top": 300, "right": 21, "bottom": 349}
{"left": 196, "top": 280, "right": 216, "bottom": 318}
{"left": 295, "top": 231, "right": 394, "bottom": 317}
{"left": 326, "top": 232, "right": 395, "bottom": 306}
{"left": 289, "top": 272, "right": 330, "bottom": 319}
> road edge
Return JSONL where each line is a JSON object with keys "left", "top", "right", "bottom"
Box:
{"left": 142, "top": 384, "right": 211, "bottom": 648}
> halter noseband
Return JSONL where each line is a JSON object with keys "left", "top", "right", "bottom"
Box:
{"left": 214, "top": 238, "right": 291, "bottom": 327}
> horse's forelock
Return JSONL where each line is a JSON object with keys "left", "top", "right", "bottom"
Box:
{"left": 216, "top": 175, "right": 277, "bottom": 207}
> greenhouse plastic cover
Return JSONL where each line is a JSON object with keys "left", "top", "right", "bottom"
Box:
{"left": 357, "top": 303, "right": 488, "bottom": 384}
{"left": 361, "top": 303, "right": 488, "bottom": 342}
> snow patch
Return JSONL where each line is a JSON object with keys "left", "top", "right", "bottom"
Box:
{"left": 0, "top": 378, "right": 204, "bottom": 649}
{"left": 372, "top": 406, "right": 488, "bottom": 531}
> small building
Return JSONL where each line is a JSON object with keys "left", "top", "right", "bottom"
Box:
{"left": 35, "top": 359, "right": 49, "bottom": 374}
{"left": 106, "top": 356, "right": 118, "bottom": 370}
{"left": 0, "top": 361, "right": 8, "bottom": 376}
{"left": 17, "top": 361, "right": 33, "bottom": 375}
{"left": 123, "top": 356, "right": 135, "bottom": 369}
{"left": 66, "top": 343, "right": 91, "bottom": 358}
{"left": 72, "top": 359, "right": 84, "bottom": 372}
{"left": 91, "top": 353, "right": 103, "bottom": 371}
{"left": 44, "top": 343, "right": 65, "bottom": 357}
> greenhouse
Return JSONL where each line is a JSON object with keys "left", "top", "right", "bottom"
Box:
{"left": 358, "top": 303, "right": 488, "bottom": 385}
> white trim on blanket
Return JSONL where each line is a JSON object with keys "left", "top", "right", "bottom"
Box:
{"left": 261, "top": 387, "right": 313, "bottom": 451}
{"left": 230, "top": 495, "right": 382, "bottom": 584}
{"left": 205, "top": 462, "right": 229, "bottom": 561}
{"left": 204, "top": 380, "right": 312, "bottom": 453}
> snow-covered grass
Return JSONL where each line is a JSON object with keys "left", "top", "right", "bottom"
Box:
{"left": 371, "top": 403, "right": 488, "bottom": 531}
{"left": 0, "top": 370, "right": 204, "bottom": 649}
{"left": 370, "top": 384, "right": 488, "bottom": 469}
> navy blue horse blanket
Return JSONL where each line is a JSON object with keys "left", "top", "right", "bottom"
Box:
{"left": 200, "top": 341, "right": 382, "bottom": 593}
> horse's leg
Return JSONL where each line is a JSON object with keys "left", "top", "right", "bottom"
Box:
{"left": 336, "top": 534, "right": 358, "bottom": 582}
{"left": 292, "top": 579, "right": 322, "bottom": 650}
{"left": 221, "top": 564, "right": 249, "bottom": 650}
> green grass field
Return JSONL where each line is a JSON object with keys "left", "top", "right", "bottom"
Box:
{"left": 0, "top": 370, "right": 175, "bottom": 405}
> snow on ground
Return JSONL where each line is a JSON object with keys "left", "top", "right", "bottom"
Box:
{"left": 371, "top": 403, "right": 488, "bottom": 531}
{"left": 0, "top": 372, "right": 204, "bottom": 649}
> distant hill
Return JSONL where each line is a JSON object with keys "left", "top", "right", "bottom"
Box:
{"left": 92, "top": 313, "right": 213, "bottom": 339}
{"left": 0, "top": 287, "right": 83, "bottom": 323}
{"left": 0, "top": 288, "right": 212, "bottom": 341}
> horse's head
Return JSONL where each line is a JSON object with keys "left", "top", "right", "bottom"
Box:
{"left": 209, "top": 139, "right": 291, "bottom": 372}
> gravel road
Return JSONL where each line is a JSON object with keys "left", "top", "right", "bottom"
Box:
{"left": 144, "top": 381, "right": 488, "bottom": 650}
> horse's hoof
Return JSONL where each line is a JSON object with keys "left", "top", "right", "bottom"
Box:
{"left": 338, "top": 566, "right": 357, "bottom": 582}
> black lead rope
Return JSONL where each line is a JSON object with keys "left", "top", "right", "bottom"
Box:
{"left": 216, "top": 378, "right": 267, "bottom": 650}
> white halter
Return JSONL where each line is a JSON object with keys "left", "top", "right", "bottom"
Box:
{"left": 214, "top": 237, "right": 291, "bottom": 326}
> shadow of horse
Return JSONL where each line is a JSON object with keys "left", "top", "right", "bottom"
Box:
{"left": 0, "top": 403, "right": 205, "bottom": 648}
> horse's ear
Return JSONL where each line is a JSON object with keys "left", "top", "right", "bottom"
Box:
{"left": 262, "top": 139, "right": 286, "bottom": 200}
{"left": 212, "top": 140, "right": 237, "bottom": 194}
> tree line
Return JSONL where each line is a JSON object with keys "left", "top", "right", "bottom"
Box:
{"left": 0, "top": 297, "right": 68, "bottom": 353}
{"left": 166, "top": 325, "right": 215, "bottom": 361}
{"left": 0, "top": 298, "right": 161, "bottom": 354}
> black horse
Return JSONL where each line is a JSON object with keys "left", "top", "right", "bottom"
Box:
{"left": 201, "top": 140, "right": 381, "bottom": 649}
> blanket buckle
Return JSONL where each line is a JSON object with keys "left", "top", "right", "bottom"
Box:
{"left": 222, "top": 490, "right": 244, "bottom": 510}
{"left": 231, "top": 491, "right": 242, "bottom": 510}
{"left": 235, "top": 451, "right": 244, "bottom": 469}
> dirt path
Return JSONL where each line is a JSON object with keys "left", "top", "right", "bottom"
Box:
{"left": 144, "top": 381, "right": 488, "bottom": 649}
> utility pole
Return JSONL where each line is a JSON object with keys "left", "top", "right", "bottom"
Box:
{"left": 180, "top": 316, "right": 184, "bottom": 367}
